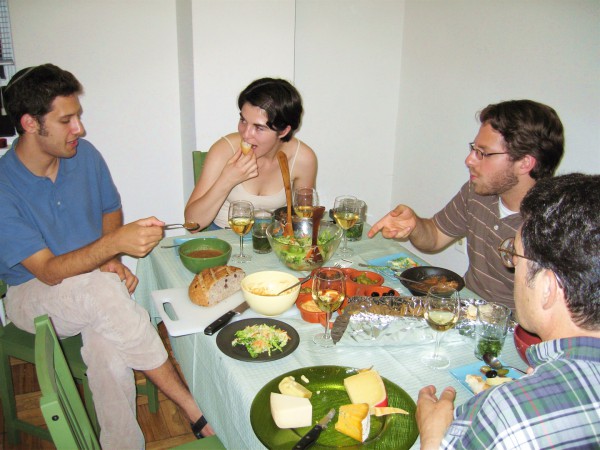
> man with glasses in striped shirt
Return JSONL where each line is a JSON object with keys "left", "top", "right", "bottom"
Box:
{"left": 369, "top": 100, "right": 564, "bottom": 310}
{"left": 416, "top": 173, "right": 600, "bottom": 449}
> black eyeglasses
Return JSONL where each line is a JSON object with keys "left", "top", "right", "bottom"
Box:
{"left": 469, "top": 142, "right": 508, "bottom": 160}
{"left": 498, "top": 237, "right": 564, "bottom": 288}
{"left": 498, "top": 237, "right": 537, "bottom": 268}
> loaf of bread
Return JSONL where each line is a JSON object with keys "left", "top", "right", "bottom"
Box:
{"left": 188, "top": 265, "right": 245, "bottom": 306}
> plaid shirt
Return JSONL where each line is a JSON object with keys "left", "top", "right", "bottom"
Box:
{"left": 442, "top": 337, "right": 600, "bottom": 449}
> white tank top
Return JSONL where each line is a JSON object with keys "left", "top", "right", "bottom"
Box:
{"left": 213, "top": 137, "right": 301, "bottom": 228}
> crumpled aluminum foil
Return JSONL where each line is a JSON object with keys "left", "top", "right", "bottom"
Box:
{"left": 333, "top": 296, "right": 510, "bottom": 345}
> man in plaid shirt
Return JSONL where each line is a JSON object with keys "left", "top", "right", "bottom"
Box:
{"left": 416, "top": 173, "right": 600, "bottom": 449}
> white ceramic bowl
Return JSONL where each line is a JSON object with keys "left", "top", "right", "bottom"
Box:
{"left": 241, "top": 271, "right": 301, "bottom": 316}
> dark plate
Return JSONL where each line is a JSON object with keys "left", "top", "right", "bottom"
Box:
{"left": 215, "top": 318, "right": 299, "bottom": 362}
{"left": 250, "top": 365, "right": 418, "bottom": 449}
{"left": 396, "top": 266, "right": 465, "bottom": 296}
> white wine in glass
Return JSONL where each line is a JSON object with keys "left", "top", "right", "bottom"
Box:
{"left": 312, "top": 268, "right": 345, "bottom": 348}
{"left": 228, "top": 200, "right": 254, "bottom": 263}
{"left": 333, "top": 195, "right": 359, "bottom": 257}
{"left": 293, "top": 187, "right": 319, "bottom": 218}
{"left": 421, "top": 286, "right": 460, "bottom": 369}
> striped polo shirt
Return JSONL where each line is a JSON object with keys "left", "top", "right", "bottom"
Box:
{"left": 433, "top": 182, "right": 521, "bottom": 309}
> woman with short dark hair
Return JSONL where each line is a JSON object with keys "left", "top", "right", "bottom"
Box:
{"left": 185, "top": 78, "right": 317, "bottom": 230}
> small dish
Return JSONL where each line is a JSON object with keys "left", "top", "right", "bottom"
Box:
{"left": 296, "top": 296, "right": 325, "bottom": 324}
{"left": 355, "top": 285, "right": 399, "bottom": 297}
{"left": 341, "top": 268, "right": 385, "bottom": 297}
{"left": 513, "top": 324, "right": 542, "bottom": 365}
{"left": 450, "top": 361, "right": 524, "bottom": 395}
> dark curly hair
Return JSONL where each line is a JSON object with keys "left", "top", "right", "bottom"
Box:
{"left": 237, "top": 78, "right": 303, "bottom": 142}
{"left": 520, "top": 173, "right": 600, "bottom": 329}
{"left": 4, "top": 64, "right": 82, "bottom": 135}
{"left": 479, "top": 100, "right": 564, "bottom": 180}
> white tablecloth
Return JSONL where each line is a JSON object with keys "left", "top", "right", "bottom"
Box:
{"left": 135, "top": 227, "right": 526, "bottom": 449}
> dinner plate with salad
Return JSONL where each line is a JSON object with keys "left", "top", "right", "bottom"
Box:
{"left": 216, "top": 318, "right": 300, "bottom": 362}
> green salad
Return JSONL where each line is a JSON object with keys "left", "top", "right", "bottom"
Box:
{"left": 272, "top": 229, "right": 337, "bottom": 270}
{"left": 231, "top": 324, "right": 290, "bottom": 358}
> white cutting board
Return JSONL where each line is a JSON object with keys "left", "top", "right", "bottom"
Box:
{"left": 151, "top": 287, "right": 246, "bottom": 337}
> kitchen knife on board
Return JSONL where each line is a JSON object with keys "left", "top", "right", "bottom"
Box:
{"left": 203, "top": 302, "right": 250, "bottom": 335}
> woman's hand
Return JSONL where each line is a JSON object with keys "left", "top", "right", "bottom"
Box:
{"left": 221, "top": 148, "right": 259, "bottom": 185}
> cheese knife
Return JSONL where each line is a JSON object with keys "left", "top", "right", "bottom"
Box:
{"left": 292, "top": 408, "right": 336, "bottom": 450}
{"left": 203, "top": 302, "right": 250, "bottom": 335}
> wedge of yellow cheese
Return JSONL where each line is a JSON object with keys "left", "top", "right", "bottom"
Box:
{"left": 278, "top": 376, "right": 312, "bottom": 398}
{"left": 343, "top": 369, "right": 387, "bottom": 409}
{"left": 373, "top": 406, "right": 409, "bottom": 417}
{"left": 270, "top": 393, "right": 312, "bottom": 429}
{"left": 335, "top": 403, "right": 370, "bottom": 442}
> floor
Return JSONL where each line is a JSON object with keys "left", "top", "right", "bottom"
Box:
{"left": 0, "top": 323, "right": 200, "bottom": 449}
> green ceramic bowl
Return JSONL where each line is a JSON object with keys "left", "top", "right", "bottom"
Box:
{"left": 178, "top": 238, "right": 232, "bottom": 273}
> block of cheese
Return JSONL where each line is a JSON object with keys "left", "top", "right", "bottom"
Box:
{"left": 343, "top": 369, "right": 388, "bottom": 409}
{"left": 279, "top": 376, "right": 312, "bottom": 398}
{"left": 335, "top": 403, "right": 370, "bottom": 442}
{"left": 270, "top": 393, "right": 312, "bottom": 429}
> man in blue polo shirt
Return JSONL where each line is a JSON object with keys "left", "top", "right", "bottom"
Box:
{"left": 0, "top": 64, "right": 213, "bottom": 447}
{"left": 416, "top": 173, "right": 600, "bottom": 449}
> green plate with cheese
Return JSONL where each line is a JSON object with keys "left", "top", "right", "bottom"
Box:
{"left": 250, "top": 365, "right": 418, "bottom": 449}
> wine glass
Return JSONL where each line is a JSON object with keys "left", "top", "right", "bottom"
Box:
{"left": 421, "top": 286, "right": 460, "bottom": 369}
{"left": 228, "top": 200, "right": 254, "bottom": 263}
{"left": 333, "top": 195, "right": 360, "bottom": 257}
{"left": 312, "top": 268, "right": 345, "bottom": 347}
{"left": 293, "top": 187, "right": 319, "bottom": 218}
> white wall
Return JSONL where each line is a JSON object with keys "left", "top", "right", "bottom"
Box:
{"left": 7, "top": 0, "right": 599, "bottom": 277}
{"left": 9, "top": 0, "right": 184, "bottom": 269}
{"left": 395, "top": 0, "right": 600, "bottom": 274}
{"left": 191, "top": 0, "right": 296, "bottom": 197}
{"left": 295, "top": 0, "right": 404, "bottom": 221}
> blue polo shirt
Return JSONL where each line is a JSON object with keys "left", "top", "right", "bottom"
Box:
{"left": 0, "top": 138, "right": 121, "bottom": 285}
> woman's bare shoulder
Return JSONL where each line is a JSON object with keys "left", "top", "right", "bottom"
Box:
{"left": 295, "top": 139, "right": 317, "bottom": 164}
{"left": 208, "top": 133, "right": 240, "bottom": 154}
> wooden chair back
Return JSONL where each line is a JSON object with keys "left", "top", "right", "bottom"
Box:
{"left": 34, "top": 315, "right": 101, "bottom": 449}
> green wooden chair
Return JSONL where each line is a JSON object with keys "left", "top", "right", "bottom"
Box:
{"left": 34, "top": 314, "right": 225, "bottom": 450}
{"left": 192, "top": 150, "right": 207, "bottom": 184}
{"left": 34, "top": 314, "right": 101, "bottom": 449}
{"left": 0, "top": 280, "right": 158, "bottom": 445}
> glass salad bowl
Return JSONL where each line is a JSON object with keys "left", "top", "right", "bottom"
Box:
{"left": 266, "top": 218, "right": 343, "bottom": 271}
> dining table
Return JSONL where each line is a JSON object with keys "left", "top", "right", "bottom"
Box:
{"left": 134, "top": 226, "right": 527, "bottom": 449}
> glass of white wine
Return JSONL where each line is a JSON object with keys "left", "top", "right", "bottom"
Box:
{"left": 293, "top": 187, "right": 319, "bottom": 218}
{"left": 228, "top": 200, "right": 254, "bottom": 263}
{"left": 312, "top": 267, "right": 345, "bottom": 347}
{"left": 333, "top": 195, "right": 360, "bottom": 257}
{"left": 421, "top": 285, "right": 460, "bottom": 369}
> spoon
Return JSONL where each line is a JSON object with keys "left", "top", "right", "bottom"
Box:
{"left": 163, "top": 221, "right": 201, "bottom": 232}
{"left": 483, "top": 353, "right": 526, "bottom": 374}
{"left": 275, "top": 274, "right": 312, "bottom": 296}
{"left": 276, "top": 151, "right": 294, "bottom": 238}
{"left": 306, "top": 206, "right": 325, "bottom": 263}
